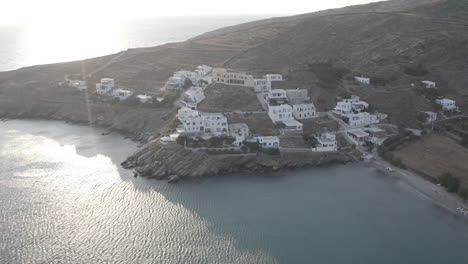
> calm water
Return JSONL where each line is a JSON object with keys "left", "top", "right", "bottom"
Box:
{"left": 0, "top": 16, "right": 266, "bottom": 72}
{"left": 0, "top": 120, "right": 467, "bottom": 264}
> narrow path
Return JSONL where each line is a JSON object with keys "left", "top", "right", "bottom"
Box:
{"left": 88, "top": 51, "right": 127, "bottom": 77}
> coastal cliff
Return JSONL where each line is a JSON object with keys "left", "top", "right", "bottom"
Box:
{"left": 122, "top": 142, "right": 351, "bottom": 180}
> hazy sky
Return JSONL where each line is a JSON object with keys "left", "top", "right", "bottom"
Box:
{"left": 1, "top": 0, "right": 383, "bottom": 25}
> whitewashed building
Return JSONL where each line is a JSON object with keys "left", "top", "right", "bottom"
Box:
{"left": 136, "top": 95, "right": 153, "bottom": 104}
{"left": 347, "top": 129, "right": 370, "bottom": 145}
{"left": 354, "top": 77, "right": 371, "bottom": 85}
{"left": 229, "top": 123, "right": 250, "bottom": 146}
{"left": 183, "top": 87, "right": 206, "bottom": 108}
{"left": 267, "top": 104, "right": 293, "bottom": 123}
{"left": 346, "top": 112, "right": 379, "bottom": 127}
{"left": 292, "top": 104, "right": 317, "bottom": 120}
{"left": 421, "top": 81, "right": 436, "bottom": 89}
{"left": 280, "top": 119, "right": 303, "bottom": 135}
{"left": 333, "top": 96, "right": 369, "bottom": 116}
{"left": 254, "top": 79, "right": 272, "bottom": 94}
{"left": 112, "top": 89, "right": 134, "bottom": 101}
{"left": 257, "top": 136, "right": 280, "bottom": 149}
{"left": 266, "top": 89, "right": 288, "bottom": 105}
{"left": 212, "top": 68, "right": 255, "bottom": 87}
{"left": 264, "top": 74, "right": 283, "bottom": 82}
{"left": 313, "top": 133, "right": 338, "bottom": 152}
{"left": 165, "top": 76, "right": 185, "bottom": 90}
{"left": 177, "top": 107, "right": 229, "bottom": 137}
{"left": 422, "top": 111, "right": 437, "bottom": 123}
{"left": 69, "top": 80, "right": 87, "bottom": 91}
{"left": 436, "top": 98, "right": 458, "bottom": 111}
{"left": 195, "top": 65, "right": 213, "bottom": 76}
{"left": 96, "top": 78, "right": 115, "bottom": 95}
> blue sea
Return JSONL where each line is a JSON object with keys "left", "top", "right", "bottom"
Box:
{"left": 1, "top": 120, "right": 468, "bottom": 264}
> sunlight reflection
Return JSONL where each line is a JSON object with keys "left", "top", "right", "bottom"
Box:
{"left": 20, "top": 20, "right": 126, "bottom": 66}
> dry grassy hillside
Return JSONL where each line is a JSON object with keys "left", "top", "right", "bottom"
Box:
{"left": 0, "top": 0, "right": 467, "bottom": 130}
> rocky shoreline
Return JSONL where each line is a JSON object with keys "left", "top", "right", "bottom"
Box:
{"left": 0, "top": 109, "right": 354, "bottom": 182}
{"left": 121, "top": 141, "right": 353, "bottom": 181}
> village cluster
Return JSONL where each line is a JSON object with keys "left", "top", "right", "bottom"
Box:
{"left": 63, "top": 65, "right": 460, "bottom": 154}
{"left": 160, "top": 66, "right": 393, "bottom": 152}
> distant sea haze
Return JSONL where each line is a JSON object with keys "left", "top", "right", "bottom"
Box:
{"left": 0, "top": 16, "right": 267, "bottom": 72}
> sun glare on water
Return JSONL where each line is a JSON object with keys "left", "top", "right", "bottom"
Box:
{"left": 19, "top": 20, "right": 126, "bottom": 67}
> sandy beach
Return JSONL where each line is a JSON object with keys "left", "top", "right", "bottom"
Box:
{"left": 369, "top": 157, "right": 468, "bottom": 222}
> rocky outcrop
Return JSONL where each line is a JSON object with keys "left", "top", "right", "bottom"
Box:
{"left": 121, "top": 141, "right": 352, "bottom": 181}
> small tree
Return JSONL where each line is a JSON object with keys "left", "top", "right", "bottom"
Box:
{"left": 416, "top": 112, "right": 429, "bottom": 123}
{"left": 303, "top": 134, "right": 318, "bottom": 148}
{"left": 447, "top": 175, "right": 461, "bottom": 193}
{"left": 364, "top": 141, "right": 374, "bottom": 152}
{"left": 183, "top": 79, "right": 192, "bottom": 89}
{"left": 438, "top": 173, "right": 451, "bottom": 187}
{"left": 460, "top": 135, "right": 468, "bottom": 148}
{"left": 457, "top": 187, "right": 468, "bottom": 201}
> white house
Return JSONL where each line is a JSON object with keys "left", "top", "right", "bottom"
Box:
{"left": 257, "top": 136, "right": 280, "bottom": 149}
{"left": 347, "top": 129, "right": 370, "bottom": 145}
{"left": 286, "top": 89, "right": 310, "bottom": 104}
{"left": 212, "top": 68, "right": 255, "bottom": 87}
{"left": 313, "top": 133, "right": 338, "bottom": 152}
{"left": 112, "top": 89, "right": 134, "bottom": 101}
{"left": 333, "top": 96, "right": 368, "bottom": 116}
{"left": 254, "top": 79, "right": 271, "bottom": 94}
{"left": 177, "top": 107, "right": 229, "bottom": 137}
{"left": 292, "top": 104, "right": 317, "bottom": 120}
{"left": 280, "top": 119, "right": 303, "bottom": 135}
{"left": 195, "top": 65, "right": 213, "bottom": 77}
{"left": 96, "top": 78, "right": 115, "bottom": 95}
{"left": 183, "top": 87, "right": 205, "bottom": 108}
{"left": 346, "top": 112, "right": 379, "bottom": 127}
{"left": 421, "top": 81, "right": 436, "bottom": 89}
{"left": 264, "top": 74, "right": 283, "bottom": 82}
{"left": 436, "top": 98, "right": 458, "bottom": 111}
{"left": 354, "top": 77, "right": 371, "bottom": 85}
{"left": 229, "top": 123, "right": 250, "bottom": 146}
{"left": 165, "top": 76, "right": 185, "bottom": 90}
{"left": 422, "top": 111, "right": 437, "bottom": 123}
{"left": 69, "top": 80, "right": 87, "bottom": 91}
{"left": 229, "top": 123, "right": 250, "bottom": 138}
{"left": 136, "top": 95, "right": 153, "bottom": 104}
{"left": 266, "top": 89, "right": 288, "bottom": 105}
{"left": 267, "top": 104, "right": 293, "bottom": 123}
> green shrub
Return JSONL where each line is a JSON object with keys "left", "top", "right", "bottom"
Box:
{"left": 438, "top": 173, "right": 451, "bottom": 187}
{"left": 447, "top": 176, "right": 461, "bottom": 193}
{"left": 438, "top": 173, "right": 461, "bottom": 193}
{"left": 308, "top": 62, "right": 349, "bottom": 89}
{"left": 243, "top": 141, "right": 260, "bottom": 152}
{"left": 303, "top": 134, "right": 318, "bottom": 148}
{"left": 416, "top": 112, "right": 429, "bottom": 123}
{"left": 404, "top": 64, "right": 428, "bottom": 76}
{"left": 261, "top": 148, "right": 280, "bottom": 155}
{"left": 458, "top": 187, "right": 468, "bottom": 201}
{"left": 444, "top": 0, "right": 468, "bottom": 11}
{"left": 461, "top": 135, "right": 468, "bottom": 148}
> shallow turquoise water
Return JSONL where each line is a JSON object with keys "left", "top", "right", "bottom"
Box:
{"left": 1, "top": 120, "right": 467, "bottom": 264}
